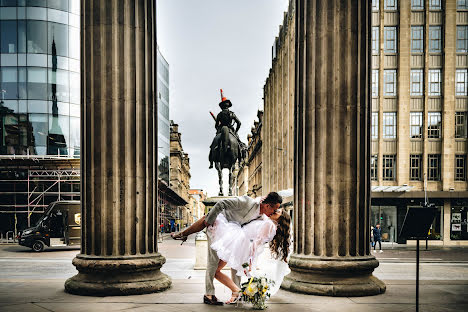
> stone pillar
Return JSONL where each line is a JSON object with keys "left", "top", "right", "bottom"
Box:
{"left": 64, "top": 0, "right": 171, "bottom": 296}
{"left": 282, "top": 0, "right": 385, "bottom": 296}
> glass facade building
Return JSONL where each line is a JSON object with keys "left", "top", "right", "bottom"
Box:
{"left": 0, "top": 0, "right": 80, "bottom": 156}
{"left": 0, "top": 1, "right": 80, "bottom": 236}
{"left": 157, "top": 47, "right": 170, "bottom": 184}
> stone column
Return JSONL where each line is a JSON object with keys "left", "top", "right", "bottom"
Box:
{"left": 64, "top": 0, "right": 171, "bottom": 295}
{"left": 282, "top": 0, "right": 385, "bottom": 296}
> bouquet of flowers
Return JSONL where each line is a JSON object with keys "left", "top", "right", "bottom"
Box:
{"left": 240, "top": 276, "right": 275, "bottom": 310}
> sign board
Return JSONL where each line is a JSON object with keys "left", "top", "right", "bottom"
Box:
{"left": 399, "top": 207, "right": 438, "bottom": 239}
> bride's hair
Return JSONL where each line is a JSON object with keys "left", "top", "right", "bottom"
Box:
{"left": 269, "top": 209, "right": 291, "bottom": 262}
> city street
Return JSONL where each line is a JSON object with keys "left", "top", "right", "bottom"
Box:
{"left": 0, "top": 236, "right": 467, "bottom": 311}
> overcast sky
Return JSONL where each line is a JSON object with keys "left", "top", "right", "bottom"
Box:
{"left": 157, "top": 0, "right": 290, "bottom": 197}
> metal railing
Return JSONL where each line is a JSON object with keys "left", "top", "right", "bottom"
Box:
{"left": 0, "top": 231, "right": 17, "bottom": 244}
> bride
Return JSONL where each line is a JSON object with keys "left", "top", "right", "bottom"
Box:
{"left": 172, "top": 193, "right": 291, "bottom": 305}
{"left": 208, "top": 208, "right": 291, "bottom": 303}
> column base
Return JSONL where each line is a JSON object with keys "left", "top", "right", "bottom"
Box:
{"left": 281, "top": 254, "right": 386, "bottom": 297}
{"left": 64, "top": 253, "right": 171, "bottom": 296}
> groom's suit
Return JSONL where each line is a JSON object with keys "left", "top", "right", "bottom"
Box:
{"left": 204, "top": 195, "right": 261, "bottom": 295}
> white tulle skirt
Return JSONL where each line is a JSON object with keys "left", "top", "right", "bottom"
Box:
{"left": 207, "top": 214, "right": 251, "bottom": 276}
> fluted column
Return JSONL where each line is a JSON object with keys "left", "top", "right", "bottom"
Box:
{"left": 282, "top": 0, "right": 385, "bottom": 296}
{"left": 64, "top": 0, "right": 171, "bottom": 296}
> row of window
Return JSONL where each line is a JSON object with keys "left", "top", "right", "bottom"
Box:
{"left": 0, "top": 112, "right": 80, "bottom": 156}
{"left": 0, "top": 0, "right": 79, "bottom": 14}
{"left": 371, "top": 154, "right": 467, "bottom": 181}
{"left": 372, "top": 0, "right": 468, "bottom": 11}
{"left": 371, "top": 112, "right": 467, "bottom": 140}
{"left": 0, "top": 67, "right": 79, "bottom": 102}
{"left": 373, "top": 26, "right": 468, "bottom": 55}
{"left": 0, "top": 20, "right": 79, "bottom": 58}
{"left": 373, "top": 26, "right": 445, "bottom": 54}
{"left": 371, "top": 69, "right": 468, "bottom": 97}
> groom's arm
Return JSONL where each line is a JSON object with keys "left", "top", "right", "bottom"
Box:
{"left": 204, "top": 197, "right": 241, "bottom": 226}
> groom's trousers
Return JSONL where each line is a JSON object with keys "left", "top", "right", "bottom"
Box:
{"left": 206, "top": 234, "right": 241, "bottom": 295}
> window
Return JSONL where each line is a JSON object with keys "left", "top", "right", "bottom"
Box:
{"left": 0, "top": 21, "right": 17, "bottom": 53}
{"left": 384, "top": 27, "right": 397, "bottom": 53}
{"left": 429, "top": 26, "right": 442, "bottom": 53}
{"left": 383, "top": 155, "right": 396, "bottom": 181}
{"left": 48, "top": 0, "right": 68, "bottom": 11}
{"left": 410, "top": 112, "right": 423, "bottom": 138}
{"left": 456, "top": 70, "right": 468, "bottom": 96}
{"left": 459, "top": 0, "right": 468, "bottom": 10}
{"left": 48, "top": 22, "right": 69, "bottom": 57}
{"left": 428, "top": 69, "right": 442, "bottom": 96}
{"left": 451, "top": 206, "right": 468, "bottom": 240}
{"left": 384, "top": 70, "right": 397, "bottom": 96}
{"left": 27, "top": 20, "right": 47, "bottom": 54}
{"left": 428, "top": 112, "right": 442, "bottom": 138}
{"left": 27, "top": 67, "right": 48, "bottom": 100}
{"left": 372, "top": 112, "right": 379, "bottom": 140}
{"left": 372, "top": 27, "right": 379, "bottom": 55}
{"left": 455, "top": 155, "right": 467, "bottom": 181}
{"left": 455, "top": 112, "right": 467, "bottom": 138}
{"left": 457, "top": 26, "right": 468, "bottom": 53}
{"left": 371, "top": 155, "right": 378, "bottom": 181}
{"left": 383, "top": 112, "right": 396, "bottom": 139}
{"left": 428, "top": 154, "right": 441, "bottom": 181}
{"left": 411, "top": 26, "right": 423, "bottom": 53}
{"left": 411, "top": 69, "right": 423, "bottom": 96}
{"left": 412, "top": 0, "right": 424, "bottom": 10}
{"left": 0, "top": 67, "right": 17, "bottom": 100}
{"left": 372, "top": 0, "right": 379, "bottom": 11}
{"left": 429, "top": 0, "right": 441, "bottom": 10}
{"left": 372, "top": 70, "right": 379, "bottom": 97}
{"left": 385, "top": 0, "right": 397, "bottom": 11}
{"left": 410, "top": 155, "right": 422, "bottom": 181}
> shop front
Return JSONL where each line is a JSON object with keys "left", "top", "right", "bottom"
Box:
{"left": 371, "top": 192, "right": 468, "bottom": 246}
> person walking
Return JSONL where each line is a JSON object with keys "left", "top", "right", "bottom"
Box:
{"left": 370, "top": 226, "right": 375, "bottom": 249}
{"left": 373, "top": 224, "right": 383, "bottom": 253}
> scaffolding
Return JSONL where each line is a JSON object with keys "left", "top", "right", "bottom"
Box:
{"left": 0, "top": 157, "right": 80, "bottom": 234}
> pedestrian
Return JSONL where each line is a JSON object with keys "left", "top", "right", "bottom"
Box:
{"left": 373, "top": 224, "right": 383, "bottom": 253}
{"left": 370, "top": 226, "right": 375, "bottom": 248}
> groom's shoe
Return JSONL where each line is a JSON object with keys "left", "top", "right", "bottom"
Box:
{"left": 203, "top": 295, "right": 224, "bottom": 305}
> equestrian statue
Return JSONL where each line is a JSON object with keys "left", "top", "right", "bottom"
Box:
{"left": 209, "top": 89, "right": 247, "bottom": 196}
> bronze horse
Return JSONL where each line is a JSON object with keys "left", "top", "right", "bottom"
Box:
{"left": 213, "top": 125, "right": 245, "bottom": 196}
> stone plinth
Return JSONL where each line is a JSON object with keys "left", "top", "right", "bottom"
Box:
{"left": 281, "top": 0, "right": 385, "bottom": 296}
{"left": 64, "top": 0, "right": 171, "bottom": 296}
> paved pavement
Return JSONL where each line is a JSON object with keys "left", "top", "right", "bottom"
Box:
{"left": 0, "top": 235, "right": 467, "bottom": 311}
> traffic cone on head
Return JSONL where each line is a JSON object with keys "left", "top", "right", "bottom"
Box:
{"left": 220, "top": 89, "right": 227, "bottom": 102}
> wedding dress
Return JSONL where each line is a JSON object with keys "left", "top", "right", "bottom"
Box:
{"left": 207, "top": 213, "right": 291, "bottom": 296}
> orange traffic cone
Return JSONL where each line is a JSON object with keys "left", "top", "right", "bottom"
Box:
{"left": 220, "top": 89, "right": 227, "bottom": 102}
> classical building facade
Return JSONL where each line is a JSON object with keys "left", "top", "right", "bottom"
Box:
{"left": 369, "top": 0, "right": 468, "bottom": 245}
{"left": 236, "top": 110, "right": 263, "bottom": 197}
{"left": 188, "top": 189, "right": 206, "bottom": 221}
{"left": 262, "top": 2, "right": 295, "bottom": 195}
{"left": 256, "top": 0, "right": 468, "bottom": 246}
{"left": 170, "top": 121, "right": 192, "bottom": 228}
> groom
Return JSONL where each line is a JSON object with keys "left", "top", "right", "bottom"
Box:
{"left": 203, "top": 192, "right": 282, "bottom": 305}
{"left": 171, "top": 192, "right": 282, "bottom": 305}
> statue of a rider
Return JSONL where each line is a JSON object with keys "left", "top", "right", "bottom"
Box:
{"left": 209, "top": 90, "right": 245, "bottom": 169}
